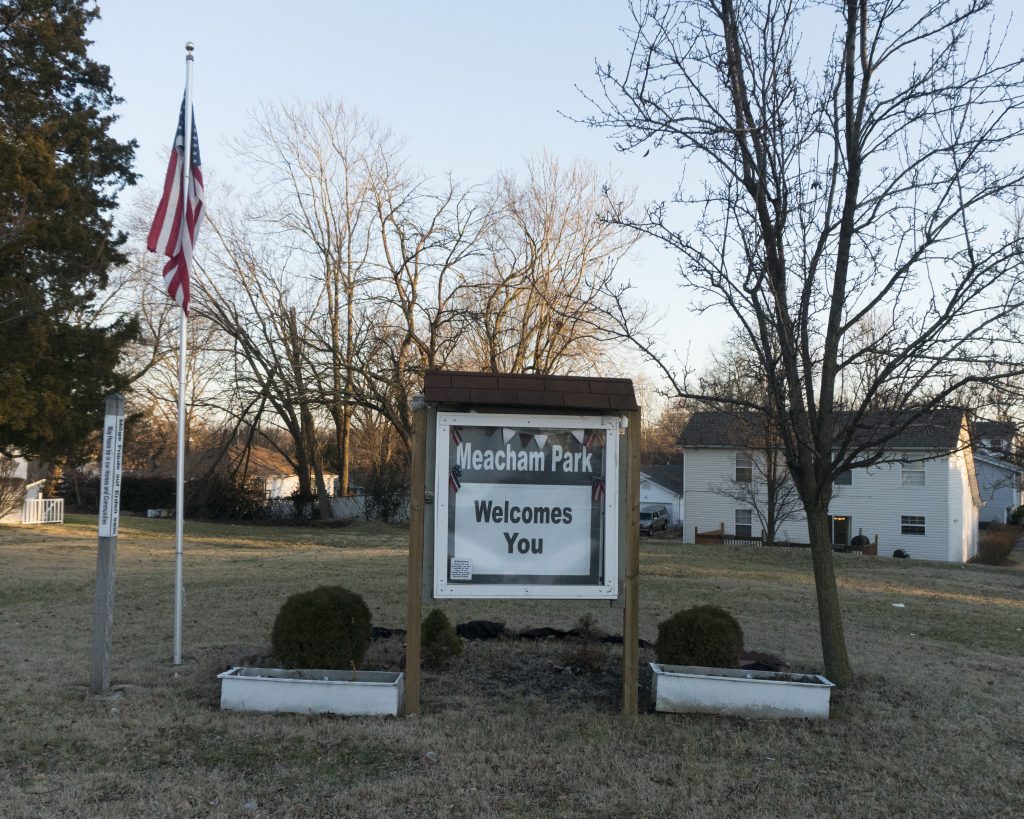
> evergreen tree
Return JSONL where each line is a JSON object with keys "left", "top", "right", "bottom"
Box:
{"left": 0, "top": 0, "right": 137, "bottom": 461}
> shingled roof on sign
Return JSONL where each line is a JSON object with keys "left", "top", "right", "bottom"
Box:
{"left": 422, "top": 370, "right": 638, "bottom": 412}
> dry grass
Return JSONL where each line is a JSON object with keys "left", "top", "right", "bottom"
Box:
{"left": 1, "top": 514, "right": 1022, "bottom": 817}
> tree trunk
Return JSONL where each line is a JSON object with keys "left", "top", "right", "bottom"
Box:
{"left": 312, "top": 457, "right": 331, "bottom": 520}
{"left": 301, "top": 405, "right": 332, "bottom": 521}
{"left": 340, "top": 404, "right": 351, "bottom": 496}
{"left": 806, "top": 505, "right": 853, "bottom": 685}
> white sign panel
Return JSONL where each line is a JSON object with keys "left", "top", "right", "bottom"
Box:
{"left": 97, "top": 410, "right": 125, "bottom": 538}
{"left": 433, "top": 412, "right": 619, "bottom": 599}
{"left": 453, "top": 483, "right": 593, "bottom": 576}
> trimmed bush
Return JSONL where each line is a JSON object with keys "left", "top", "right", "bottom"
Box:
{"left": 656, "top": 605, "right": 744, "bottom": 668}
{"left": 271, "top": 585, "right": 372, "bottom": 669}
{"left": 421, "top": 608, "right": 462, "bottom": 668}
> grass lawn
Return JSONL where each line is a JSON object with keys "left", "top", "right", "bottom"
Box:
{"left": 1, "top": 515, "right": 1022, "bottom": 817}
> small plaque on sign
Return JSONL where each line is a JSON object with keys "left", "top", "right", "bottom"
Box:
{"left": 450, "top": 558, "right": 473, "bottom": 581}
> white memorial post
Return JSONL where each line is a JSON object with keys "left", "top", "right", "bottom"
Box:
{"left": 91, "top": 393, "right": 125, "bottom": 694}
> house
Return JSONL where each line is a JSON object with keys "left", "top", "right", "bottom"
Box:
{"left": 679, "top": 409, "right": 981, "bottom": 562}
{"left": 640, "top": 464, "right": 685, "bottom": 527}
{"left": 972, "top": 420, "right": 1022, "bottom": 524}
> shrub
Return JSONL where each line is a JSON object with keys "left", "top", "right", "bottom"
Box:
{"left": 364, "top": 456, "right": 409, "bottom": 522}
{"left": 271, "top": 586, "right": 372, "bottom": 669}
{"left": 1010, "top": 506, "right": 1024, "bottom": 526}
{"left": 656, "top": 605, "right": 744, "bottom": 668}
{"left": 187, "top": 474, "right": 268, "bottom": 520}
{"left": 976, "top": 524, "right": 1020, "bottom": 566}
{"left": 0, "top": 455, "right": 25, "bottom": 519}
{"left": 289, "top": 488, "right": 319, "bottom": 520}
{"left": 58, "top": 472, "right": 269, "bottom": 520}
{"left": 421, "top": 608, "right": 462, "bottom": 668}
{"left": 559, "top": 612, "right": 607, "bottom": 672}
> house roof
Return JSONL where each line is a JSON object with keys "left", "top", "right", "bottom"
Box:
{"left": 640, "top": 464, "right": 685, "bottom": 496}
{"left": 135, "top": 441, "right": 297, "bottom": 481}
{"left": 974, "top": 420, "right": 1016, "bottom": 441}
{"left": 974, "top": 451, "right": 1022, "bottom": 473}
{"left": 677, "top": 411, "right": 764, "bottom": 448}
{"left": 679, "top": 408, "right": 968, "bottom": 452}
{"left": 422, "top": 370, "right": 638, "bottom": 412}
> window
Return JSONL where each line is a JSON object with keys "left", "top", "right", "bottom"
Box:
{"left": 735, "top": 509, "right": 753, "bottom": 538}
{"left": 901, "top": 515, "right": 926, "bottom": 535}
{"left": 901, "top": 455, "right": 925, "bottom": 487}
{"left": 833, "top": 470, "right": 852, "bottom": 486}
{"left": 735, "top": 453, "right": 753, "bottom": 483}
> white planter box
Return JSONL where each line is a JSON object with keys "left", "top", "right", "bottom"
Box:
{"left": 218, "top": 667, "right": 404, "bottom": 716}
{"left": 650, "top": 663, "right": 834, "bottom": 719}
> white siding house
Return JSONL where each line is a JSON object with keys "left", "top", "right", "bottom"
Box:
{"left": 680, "top": 410, "right": 981, "bottom": 563}
{"left": 639, "top": 465, "right": 685, "bottom": 526}
{"left": 974, "top": 455, "right": 1022, "bottom": 524}
{"left": 972, "top": 421, "right": 1022, "bottom": 524}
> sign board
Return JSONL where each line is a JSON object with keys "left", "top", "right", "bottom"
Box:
{"left": 97, "top": 404, "right": 125, "bottom": 538}
{"left": 433, "top": 412, "right": 620, "bottom": 599}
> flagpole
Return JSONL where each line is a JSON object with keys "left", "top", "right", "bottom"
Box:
{"left": 173, "top": 42, "right": 195, "bottom": 666}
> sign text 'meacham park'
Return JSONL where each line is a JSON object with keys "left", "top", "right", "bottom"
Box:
{"left": 433, "top": 413, "right": 621, "bottom": 599}
{"left": 455, "top": 440, "right": 595, "bottom": 473}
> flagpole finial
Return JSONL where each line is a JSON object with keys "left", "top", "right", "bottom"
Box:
{"left": 185, "top": 41, "right": 195, "bottom": 56}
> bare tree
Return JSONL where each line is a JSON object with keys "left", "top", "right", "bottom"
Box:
{"left": 586, "top": 0, "right": 1024, "bottom": 684}
{"left": 0, "top": 455, "right": 25, "bottom": 519}
{"left": 353, "top": 170, "right": 489, "bottom": 446}
{"left": 197, "top": 209, "right": 334, "bottom": 517}
{"left": 234, "top": 100, "right": 397, "bottom": 495}
{"left": 190, "top": 100, "right": 647, "bottom": 515}
{"left": 98, "top": 202, "right": 228, "bottom": 466}
{"left": 700, "top": 333, "right": 802, "bottom": 545}
{"left": 465, "top": 154, "right": 637, "bottom": 375}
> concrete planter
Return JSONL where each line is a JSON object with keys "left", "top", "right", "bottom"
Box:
{"left": 650, "top": 663, "right": 834, "bottom": 719}
{"left": 218, "top": 667, "right": 404, "bottom": 716}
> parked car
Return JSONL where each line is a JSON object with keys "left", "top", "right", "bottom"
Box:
{"left": 639, "top": 505, "right": 669, "bottom": 535}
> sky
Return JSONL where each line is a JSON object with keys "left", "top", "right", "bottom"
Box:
{"left": 88, "top": 1, "right": 711, "bottom": 385}
{"left": 86, "top": 1, "right": 1024, "bottom": 394}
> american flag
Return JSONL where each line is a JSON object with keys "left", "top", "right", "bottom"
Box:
{"left": 147, "top": 93, "right": 205, "bottom": 314}
{"left": 449, "top": 464, "right": 462, "bottom": 494}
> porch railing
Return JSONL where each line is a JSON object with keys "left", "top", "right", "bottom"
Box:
{"left": 23, "top": 498, "right": 64, "bottom": 525}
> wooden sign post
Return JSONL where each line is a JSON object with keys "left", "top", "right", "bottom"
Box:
{"left": 404, "top": 371, "right": 641, "bottom": 716}
{"left": 404, "top": 404, "right": 427, "bottom": 716}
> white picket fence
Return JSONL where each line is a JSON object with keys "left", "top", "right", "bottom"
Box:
{"left": 23, "top": 498, "right": 64, "bottom": 525}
